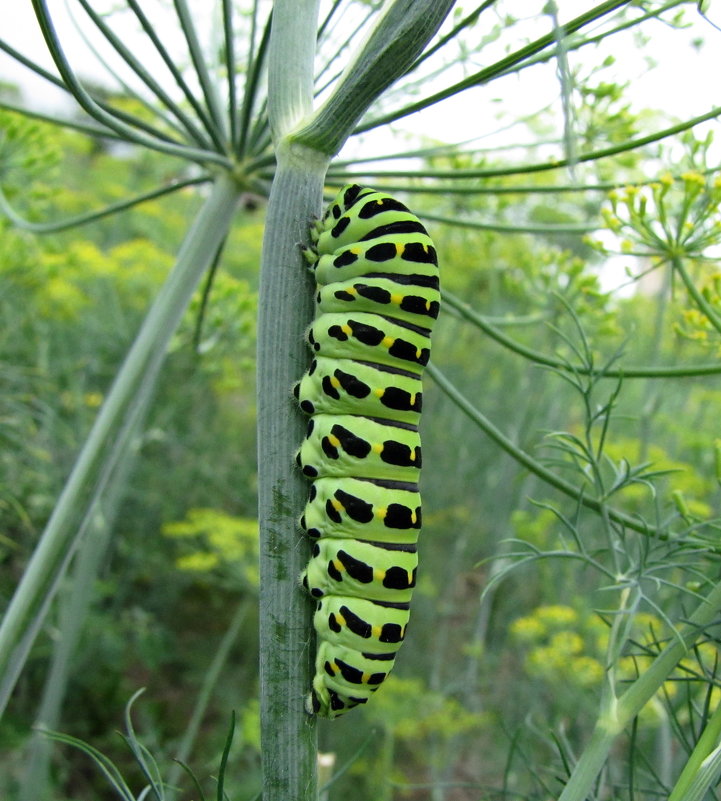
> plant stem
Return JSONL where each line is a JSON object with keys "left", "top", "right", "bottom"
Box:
{"left": 166, "top": 600, "right": 250, "bottom": 796}
{"left": 0, "top": 176, "right": 210, "bottom": 234}
{"left": 0, "top": 174, "right": 242, "bottom": 720}
{"left": 673, "top": 254, "right": 721, "bottom": 336}
{"left": 18, "top": 411, "right": 143, "bottom": 801}
{"left": 558, "top": 580, "right": 721, "bottom": 801}
{"left": 442, "top": 289, "right": 721, "bottom": 378}
{"left": 427, "top": 363, "right": 664, "bottom": 538}
{"left": 257, "top": 0, "right": 325, "bottom": 795}
{"left": 256, "top": 153, "right": 327, "bottom": 801}
{"left": 356, "top": 0, "right": 630, "bottom": 133}
{"left": 668, "top": 699, "right": 721, "bottom": 801}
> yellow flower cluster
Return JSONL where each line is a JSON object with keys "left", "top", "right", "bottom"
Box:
{"left": 509, "top": 604, "right": 606, "bottom": 689}
{"left": 510, "top": 604, "right": 721, "bottom": 723}
{"left": 595, "top": 167, "right": 721, "bottom": 266}
{"left": 162, "top": 508, "right": 259, "bottom": 589}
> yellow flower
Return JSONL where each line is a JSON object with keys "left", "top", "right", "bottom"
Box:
{"left": 509, "top": 615, "right": 546, "bottom": 642}
{"left": 680, "top": 170, "right": 706, "bottom": 188}
{"left": 83, "top": 392, "right": 104, "bottom": 408}
{"left": 535, "top": 605, "right": 578, "bottom": 627}
{"left": 549, "top": 631, "right": 584, "bottom": 656}
{"left": 176, "top": 551, "right": 220, "bottom": 572}
{"left": 571, "top": 656, "right": 605, "bottom": 686}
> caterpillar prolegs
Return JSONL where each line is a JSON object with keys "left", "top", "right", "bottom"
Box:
{"left": 295, "top": 184, "right": 440, "bottom": 718}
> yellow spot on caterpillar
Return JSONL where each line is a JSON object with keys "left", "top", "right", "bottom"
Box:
{"left": 346, "top": 286, "right": 358, "bottom": 296}
{"left": 372, "top": 443, "right": 383, "bottom": 454}
{"left": 409, "top": 450, "right": 417, "bottom": 462}
{"left": 415, "top": 348, "right": 422, "bottom": 359}
{"left": 373, "top": 568, "right": 385, "bottom": 582}
{"left": 395, "top": 243, "right": 405, "bottom": 257}
{"left": 390, "top": 293, "right": 403, "bottom": 305}
{"left": 331, "top": 498, "right": 343, "bottom": 512}
{"left": 328, "top": 434, "right": 341, "bottom": 448}
{"left": 330, "top": 375, "right": 341, "bottom": 389}
{"left": 382, "top": 336, "right": 395, "bottom": 348}
{"left": 410, "top": 510, "right": 417, "bottom": 524}
{"left": 336, "top": 612, "right": 346, "bottom": 627}
{"left": 371, "top": 624, "right": 382, "bottom": 639}
{"left": 376, "top": 506, "right": 387, "bottom": 519}
{"left": 362, "top": 672, "right": 371, "bottom": 684}
{"left": 341, "top": 324, "right": 352, "bottom": 336}
{"left": 332, "top": 558, "right": 345, "bottom": 574}
{"left": 330, "top": 661, "right": 339, "bottom": 676}
{"left": 373, "top": 388, "right": 384, "bottom": 398}
{"left": 349, "top": 247, "right": 361, "bottom": 256}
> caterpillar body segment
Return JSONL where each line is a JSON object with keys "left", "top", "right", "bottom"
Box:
{"left": 294, "top": 356, "right": 423, "bottom": 424}
{"left": 301, "top": 476, "right": 422, "bottom": 543}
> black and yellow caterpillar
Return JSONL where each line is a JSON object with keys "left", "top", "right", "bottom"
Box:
{"left": 295, "top": 184, "right": 440, "bottom": 718}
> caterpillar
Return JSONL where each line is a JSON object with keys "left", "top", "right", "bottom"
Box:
{"left": 295, "top": 184, "right": 440, "bottom": 718}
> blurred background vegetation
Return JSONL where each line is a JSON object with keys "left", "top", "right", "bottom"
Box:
{"left": 3, "top": 2, "right": 721, "bottom": 800}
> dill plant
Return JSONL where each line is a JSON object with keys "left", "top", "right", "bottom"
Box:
{"left": 2, "top": 3, "right": 721, "bottom": 800}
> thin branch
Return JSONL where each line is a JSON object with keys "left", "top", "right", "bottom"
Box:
{"left": 316, "top": 0, "right": 345, "bottom": 40}
{"left": 422, "top": 210, "right": 596, "bottom": 235}
{"left": 427, "top": 362, "right": 664, "bottom": 538}
{"left": 0, "top": 35, "right": 175, "bottom": 145}
{"left": 0, "top": 100, "right": 125, "bottom": 141}
{"left": 327, "top": 178, "right": 615, "bottom": 194}
{"left": 74, "top": 0, "right": 215, "bottom": 149}
{"left": 443, "top": 290, "right": 721, "bottom": 378}
{"left": 29, "top": 0, "right": 232, "bottom": 167}
{"left": 355, "top": 0, "right": 631, "bottom": 133}
{"left": 173, "top": 0, "right": 229, "bottom": 148}
{"left": 222, "top": 0, "right": 239, "bottom": 150}
{"left": 0, "top": 36, "right": 71, "bottom": 92}
{"left": 314, "top": 4, "right": 377, "bottom": 97}
{"left": 673, "top": 254, "right": 721, "bottom": 337}
{"left": 337, "top": 105, "right": 721, "bottom": 181}
{"left": 495, "top": 0, "right": 687, "bottom": 83}
{"left": 238, "top": 6, "right": 272, "bottom": 157}
{"left": 0, "top": 176, "right": 210, "bottom": 233}
{"left": 125, "top": 0, "right": 223, "bottom": 143}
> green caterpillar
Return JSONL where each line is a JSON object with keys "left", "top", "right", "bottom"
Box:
{"left": 295, "top": 184, "right": 439, "bottom": 718}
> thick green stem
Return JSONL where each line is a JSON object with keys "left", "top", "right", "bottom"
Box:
{"left": 259, "top": 0, "right": 324, "bottom": 796}
{"left": 256, "top": 149, "right": 328, "bottom": 801}
{"left": 0, "top": 174, "right": 242, "bottom": 720}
